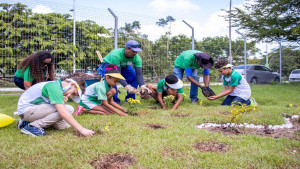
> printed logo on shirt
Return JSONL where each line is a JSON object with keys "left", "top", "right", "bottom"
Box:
{"left": 127, "top": 61, "right": 132, "bottom": 66}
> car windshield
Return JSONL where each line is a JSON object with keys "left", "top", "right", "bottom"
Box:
{"left": 291, "top": 70, "right": 300, "bottom": 74}
{"left": 235, "top": 65, "right": 252, "bottom": 69}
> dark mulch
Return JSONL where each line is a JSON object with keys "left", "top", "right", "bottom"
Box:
{"left": 148, "top": 106, "right": 160, "bottom": 110}
{"left": 61, "top": 72, "right": 99, "bottom": 80}
{"left": 90, "top": 153, "right": 136, "bottom": 169}
{"left": 194, "top": 141, "right": 230, "bottom": 152}
{"left": 148, "top": 124, "right": 166, "bottom": 129}
{"left": 139, "top": 90, "right": 152, "bottom": 99}
{"left": 172, "top": 113, "right": 191, "bottom": 117}
{"left": 202, "top": 118, "right": 300, "bottom": 141}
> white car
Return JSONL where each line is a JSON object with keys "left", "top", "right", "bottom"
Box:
{"left": 289, "top": 69, "right": 300, "bottom": 82}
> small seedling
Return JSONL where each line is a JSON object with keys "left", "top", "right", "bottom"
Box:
{"left": 163, "top": 95, "right": 175, "bottom": 108}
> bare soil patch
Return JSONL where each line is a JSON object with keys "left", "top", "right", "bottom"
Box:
{"left": 172, "top": 113, "right": 191, "bottom": 117}
{"left": 148, "top": 124, "right": 166, "bottom": 129}
{"left": 202, "top": 118, "right": 300, "bottom": 141}
{"left": 90, "top": 153, "right": 136, "bottom": 169}
{"left": 219, "top": 111, "right": 231, "bottom": 115}
{"left": 148, "top": 106, "right": 160, "bottom": 110}
{"left": 139, "top": 110, "right": 152, "bottom": 115}
{"left": 194, "top": 141, "right": 230, "bottom": 152}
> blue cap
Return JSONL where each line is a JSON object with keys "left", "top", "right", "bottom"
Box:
{"left": 125, "top": 40, "right": 142, "bottom": 52}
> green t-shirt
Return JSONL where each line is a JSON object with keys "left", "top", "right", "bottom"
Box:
{"left": 14, "top": 67, "right": 34, "bottom": 81}
{"left": 17, "top": 80, "right": 65, "bottom": 115}
{"left": 157, "top": 79, "right": 183, "bottom": 94}
{"left": 174, "top": 50, "right": 203, "bottom": 69}
{"left": 81, "top": 80, "right": 111, "bottom": 105}
{"left": 103, "top": 48, "right": 142, "bottom": 68}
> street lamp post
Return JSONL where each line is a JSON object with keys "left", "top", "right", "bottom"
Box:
{"left": 235, "top": 30, "right": 247, "bottom": 79}
{"left": 182, "top": 20, "right": 194, "bottom": 50}
{"left": 272, "top": 38, "right": 282, "bottom": 83}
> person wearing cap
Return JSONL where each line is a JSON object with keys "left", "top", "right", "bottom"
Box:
{"left": 16, "top": 77, "right": 95, "bottom": 137}
{"left": 173, "top": 50, "right": 214, "bottom": 104}
{"left": 78, "top": 64, "right": 128, "bottom": 116}
{"left": 146, "top": 75, "right": 184, "bottom": 110}
{"left": 98, "top": 40, "right": 151, "bottom": 104}
{"left": 207, "top": 59, "right": 256, "bottom": 106}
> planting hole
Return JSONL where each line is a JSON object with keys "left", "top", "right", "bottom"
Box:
{"left": 194, "top": 141, "right": 229, "bottom": 152}
{"left": 90, "top": 153, "right": 136, "bottom": 169}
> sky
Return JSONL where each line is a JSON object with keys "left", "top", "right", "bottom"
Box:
{"left": 6, "top": 0, "right": 277, "bottom": 57}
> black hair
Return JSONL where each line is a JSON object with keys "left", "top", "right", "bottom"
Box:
{"left": 165, "top": 74, "right": 178, "bottom": 84}
{"left": 214, "top": 59, "right": 229, "bottom": 69}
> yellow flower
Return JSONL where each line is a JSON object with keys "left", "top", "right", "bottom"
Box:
{"left": 199, "top": 100, "right": 203, "bottom": 106}
{"left": 289, "top": 104, "right": 293, "bottom": 107}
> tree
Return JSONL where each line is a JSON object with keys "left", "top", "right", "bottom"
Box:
{"left": 156, "top": 16, "right": 175, "bottom": 58}
{"left": 268, "top": 46, "right": 300, "bottom": 77}
{"left": 231, "top": 0, "right": 300, "bottom": 42}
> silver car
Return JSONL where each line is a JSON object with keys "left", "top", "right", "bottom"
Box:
{"left": 289, "top": 69, "right": 300, "bottom": 82}
{"left": 234, "top": 65, "right": 280, "bottom": 84}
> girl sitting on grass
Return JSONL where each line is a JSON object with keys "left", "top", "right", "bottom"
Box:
{"left": 146, "top": 74, "right": 183, "bottom": 110}
{"left": 78, "top": 64, "right": 128, "bottom": 116}
{"left": 207, "top": 59, "right": 257, "bottom": 106}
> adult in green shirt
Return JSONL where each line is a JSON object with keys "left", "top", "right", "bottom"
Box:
{"left": 173, "top": 50, "right": 214, "bottom": 104}
{"left": 98, "top": 40, "right": 151, "bottom": 104}
{"left": 14, "top": 51, "right": 55, "bottom": 90}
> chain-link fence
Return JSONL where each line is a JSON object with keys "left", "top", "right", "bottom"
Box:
{"left": 0, "top": 0, "right": 204, "bottom": 87}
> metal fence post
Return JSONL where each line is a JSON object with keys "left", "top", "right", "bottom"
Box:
{"left": 108, "top": 8, "right": 118, "bottom": 49}
{"left": 272, "top": 38, "right": 282, "bottom": 83}
{"left": 235, "top": 30, "right": 247, "bottom": 79}
{"left": 72, "top": 0, "right": 76, "bottom": 73}
{"left": 182, "top": 20, "right": 194, "bottom": 50}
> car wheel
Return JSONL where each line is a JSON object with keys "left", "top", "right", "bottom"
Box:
{"left": 274, "top": 77, "right": 280, "bottom": 83}
{"left": 250, "top": 77, "right": 258, "bottom": 84}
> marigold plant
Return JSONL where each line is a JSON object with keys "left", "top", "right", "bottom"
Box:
{"left": 228, "top": 101, "right": 258, "bottom": 124}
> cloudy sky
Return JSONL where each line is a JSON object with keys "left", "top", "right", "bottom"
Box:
{"left": 9, "top": 0, "right": 274, "bottom": 56}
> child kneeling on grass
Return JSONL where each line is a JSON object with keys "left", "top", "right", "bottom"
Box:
{"left": 146, "top": 74, "right": 183, "bottom": 110}
{"left": 17, "top": 77, "right": 95, "bottom": 137}
{"left": 207, "top": 59, "right": 257, "bottom": 106}
{"left": 78, "top": 64, "right": 128, "bottom": 116}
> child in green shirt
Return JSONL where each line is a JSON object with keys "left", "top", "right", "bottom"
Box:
{"left": 78, "top": 64, "right": 128, "bottom": 116}
{"left": 146, "top": 75, "right": 183, "bottom": 110}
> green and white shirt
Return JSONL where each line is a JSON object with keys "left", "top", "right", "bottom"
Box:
{"left": 79, "top": 80, "right": 111, "bottom": 106}
{"left": 17, "top": 80, "right": 64, "bottom": 115}
{"left": 223, "top": 69, "right": 251, "bottom": 100}
{"left": 174, "top": 50, "right": 203, "bottom": 69}
{"left": 15, "top": 66, "right": 46, "bottom": 81}
{"left": 103, "top": 48, "right": 142, "bottom": 68}
{"left": 157, "top": 79, "right": 183, "bottom": 94}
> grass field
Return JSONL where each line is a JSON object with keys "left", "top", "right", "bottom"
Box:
{"left": 0, "top": 84, "right": 300, "bottom": 168}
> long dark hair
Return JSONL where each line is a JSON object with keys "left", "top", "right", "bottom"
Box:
{"left": 17, "top": 51, "right": 55, "bottom": 82}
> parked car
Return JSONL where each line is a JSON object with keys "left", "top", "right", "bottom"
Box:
{"left": 234, "top": 65, "right": 280, "bottom": 84}
{"left": 289, "top": 69, "right": 300, "bottom": 82}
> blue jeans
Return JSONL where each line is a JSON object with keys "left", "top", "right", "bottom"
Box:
{"left": 222, "top": 95, "right": 250, "bottom": 106}
{"left": 98, "top": 63, "right": 138, "bottom": 103}
{"left": 173, "top": 67, "right": 198, "bottom": 101}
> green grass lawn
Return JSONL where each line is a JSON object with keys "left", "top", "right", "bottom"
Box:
{"left": 1, "top": 84, "right": 300, "bottom": 168}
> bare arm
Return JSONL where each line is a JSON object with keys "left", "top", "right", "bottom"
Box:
{"left": 207, "top": 86, "right": 235, "bottom": 100}
{"left": 157, "top": 92, "right": 166, "bottom": 109}
{"left": 102, "top": 100, "right": 128, "bottom": 116}
{"left": 54, "top": 104, "right": 95, "bottom": 137}
{"left": 203, "top": 75, "right": 210, "bottom": 87}
{"left": 187, "top": 76, "right": 204, "bottom": 89}
{"left": 172, "top": 94, "right": 183, "bottom": 110}
{"left": 24, "top": 81, "right": 32, "bottom": 90}
{"left": 109, "top": 98, "right": 127, "bottom": 113}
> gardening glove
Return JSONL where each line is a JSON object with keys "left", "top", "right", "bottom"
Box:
{"left": 125, "top": 85, "right": 138, "bottom": 94}
{"left": 201, "top": 87, "right": 216, "bottom": 97}
{"left": 139, "top": 85, "right": 152, "bottom": 99}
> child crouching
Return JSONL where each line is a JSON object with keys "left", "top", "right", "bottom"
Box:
{"left": 146, "top": 74, "right": 183, "bottom": 110}
{"left": 79, "top": 64, "right": 128, "bottom": 116}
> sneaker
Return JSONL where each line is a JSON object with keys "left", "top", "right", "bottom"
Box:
{"left": 250, "top": 97, "right": 258, "bottom": 106}
{"left": 17, "top": 119, "right": 29, "bottom": 129}
{"left": 21, "top": 124, "right": 47, "bottom": 137}
{"left": 191, "top": 100, "right": 198, "bottom": 104}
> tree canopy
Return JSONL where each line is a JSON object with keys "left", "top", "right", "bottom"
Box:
{"left": 231, "top": 0, "right": 300, "bottom": 42}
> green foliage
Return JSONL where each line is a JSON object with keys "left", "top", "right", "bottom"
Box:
{"left": 230, "top": 0, "right": 300, "bottom": 42}
{"left": 228, "top": 102, "right": 258, "bottom": 124}
{"left": 163, "top": 95, "right": 175, "bottom": 108}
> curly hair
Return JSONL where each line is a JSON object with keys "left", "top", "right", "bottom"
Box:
{"left": 17, "top": 51, "right": 55, "bottom": 82}
{"left": 214, "top": 59, "right": 228, "bottom": 69}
